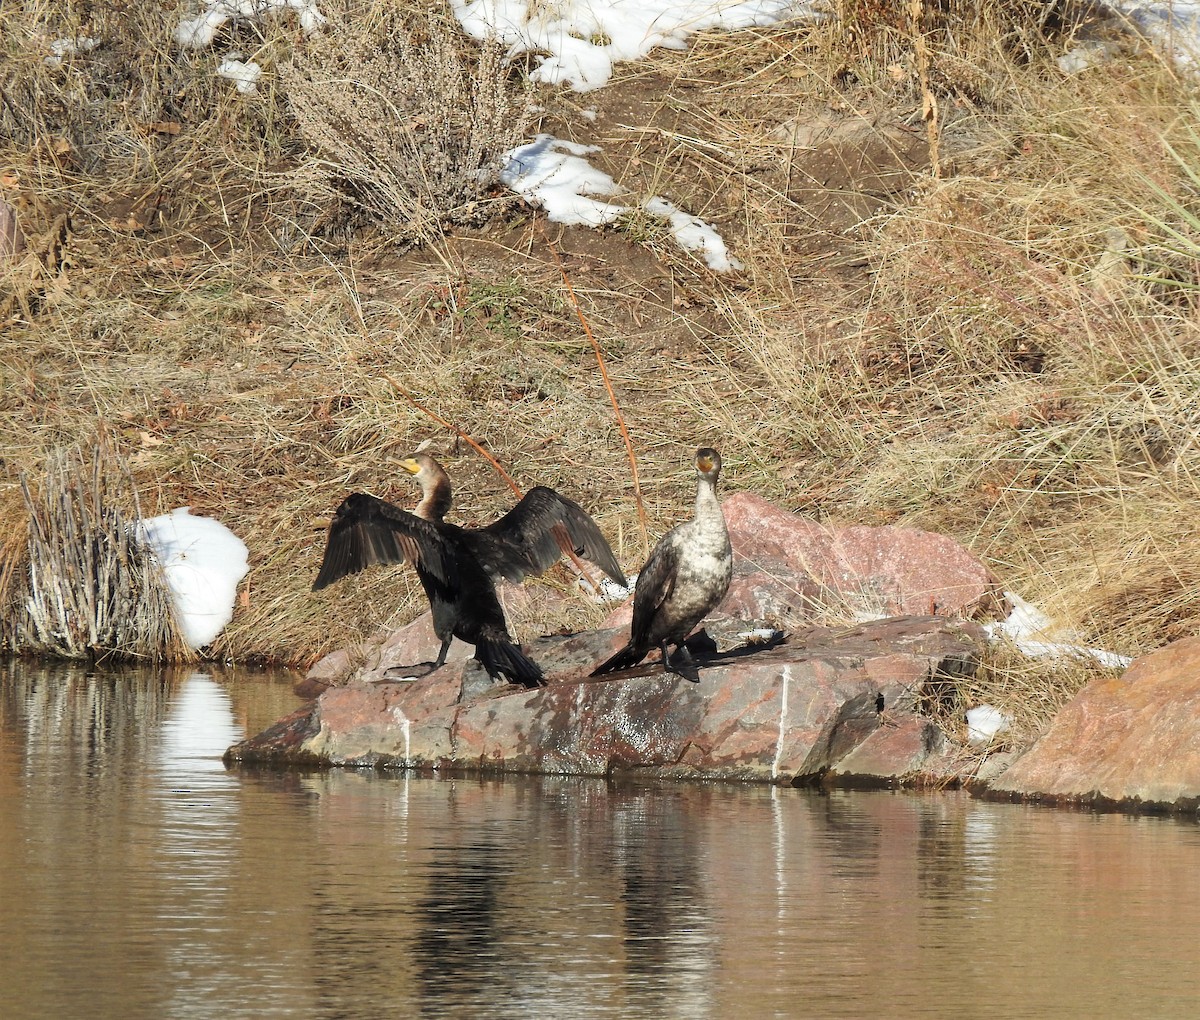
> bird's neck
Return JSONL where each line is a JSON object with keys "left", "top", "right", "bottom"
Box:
{"left": 694, "top": 476, "right": 723, "bottom": 526}
{"left": 415, "top": 475, "right": 452, "bottom": 523}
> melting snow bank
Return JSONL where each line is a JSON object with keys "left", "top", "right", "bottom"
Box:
{"left": 984, "top": 591, "right": 1132, "bottom": 671}
{"left": 452, "top": 0, "right": 823, "bottom": 92}
{"left": 176, "top": 0, "right": 325, "bottom": 48}
{"left": 137, "top": 509, "right": 250, "bottom": 650}
{"left": 1062, "top": 1, "right": 1200, "bottom": 70}
{"left": 502, "top": 134, "right": 743, "bottom": 271}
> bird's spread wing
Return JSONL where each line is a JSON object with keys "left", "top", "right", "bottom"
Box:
{"left": 470, "top": 486, "right": 628, "bottom": 585}
{"left": 312, "top": 492, "right": 451, "bottom": 590}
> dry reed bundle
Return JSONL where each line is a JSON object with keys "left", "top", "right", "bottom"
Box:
{"left": 11, "top": 443, "right": 186, "bottom": 662}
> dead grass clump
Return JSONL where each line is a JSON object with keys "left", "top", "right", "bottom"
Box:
{"left": 919, "top": 642, "right": 1107, "bottom": 753}
{"left": 789, "top": 0, "right": 1074, "bottom": 120}
{"left": 281, "top": 9, "right": 531, "bottom": 246}
{"left": 2, "top": 0, "right": 1197, "bottom": 703}
{"left": 0, "top": 2, "right": 207, "bottom": 163}
{"left": 6, "top": 440, "right": 186, "bottom": 662}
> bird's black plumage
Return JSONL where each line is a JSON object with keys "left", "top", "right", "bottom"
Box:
{"left": 313, "top": 454, "right": 628, "bottom": 687}
{"left": 591, "top": 448, "right": 732, "bottom": 681}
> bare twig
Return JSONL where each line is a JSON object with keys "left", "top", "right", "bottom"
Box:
{"left": 384, "top": 373, "right": 523, "bottom": 497}
{"left": 908, "top": 0, "right": 941, "bottom": 179}
{"left": 539, "top": 225, "right": 650, "bottom": 559}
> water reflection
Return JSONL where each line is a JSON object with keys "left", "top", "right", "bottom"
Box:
{"left": 414, "top": 838, "right": 515, "bottom": 1011}
{"left": 0, "top": 661, "right": 305, "bottom": 1018}
{"left": 3, "top": 661, "right": 1200, "bottom": 1019}
{"left": 612, "top": 789, "right": 714, "bottom": 1016}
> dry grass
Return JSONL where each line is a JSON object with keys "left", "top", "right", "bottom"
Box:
{"left": 0, "top": 0, "right": 1197, "bottom": 736}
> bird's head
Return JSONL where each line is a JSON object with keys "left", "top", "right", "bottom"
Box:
{"left": 694, "top": 447, "right": 722, "bottom": 479}
{"left": 398, "top": 453, "right": 438, "bottom": 480}
{"left": 398, "top": 453, "right": 452, "bottom": 521}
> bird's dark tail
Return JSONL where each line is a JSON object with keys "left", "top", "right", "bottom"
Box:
{"left": 589, "top": 643, "right": 645, "bottom": 676}
{"left": 475, "top": 638, "right": 545, "bottom": 688}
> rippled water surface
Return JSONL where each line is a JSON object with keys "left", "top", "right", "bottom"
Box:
{"left": 2, "top": 660, "right": 1200, "bottom": 1019}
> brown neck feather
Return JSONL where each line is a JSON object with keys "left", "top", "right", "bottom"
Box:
{"left": 414, "top": 462, "right": 453, "bottom": 523}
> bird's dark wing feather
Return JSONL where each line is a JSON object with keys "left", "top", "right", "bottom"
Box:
{"left": 629, "top": 537, "right": 679, "bottom": 647}
{"left": 469, "top": 486, "right": 628, "bottom": 585}
{"left": 312, "top": 492, "right": 451, "bottom": 590}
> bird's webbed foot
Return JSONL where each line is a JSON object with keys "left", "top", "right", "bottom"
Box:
{"left": 661, "top": 642, "right": 701, "bottom": 683}
{"left": 382, "top": 660, "right": 441, "bottom": 681}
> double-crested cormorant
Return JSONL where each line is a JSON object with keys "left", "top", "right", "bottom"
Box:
{"left": 591, "top": 447, "right": 732, "bottom": 680}
{"left": 314, "top": 453, "right": 629, "bottom": 688}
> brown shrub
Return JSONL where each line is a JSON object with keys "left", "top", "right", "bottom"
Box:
{"left": 281, "top": 9, "right": 532, "bottom": 245}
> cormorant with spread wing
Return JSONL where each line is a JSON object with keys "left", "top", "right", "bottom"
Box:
{"left": 313, "top": 453, "right": 628, "bottom": 687}
{"left": 591, "top": 448, "right": 732, "bottom": 681}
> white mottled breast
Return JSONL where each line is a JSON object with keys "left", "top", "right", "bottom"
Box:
{"left": 648, "top": 517, "right": 733, "bottom": 641}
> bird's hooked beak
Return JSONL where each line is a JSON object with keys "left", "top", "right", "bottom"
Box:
{"left": 695, "top": 452, "right": 715, "bottom": 473}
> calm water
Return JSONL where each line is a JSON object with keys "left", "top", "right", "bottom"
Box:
{"left": 2, "top": 661, "right": 1200, "bottom": 1019}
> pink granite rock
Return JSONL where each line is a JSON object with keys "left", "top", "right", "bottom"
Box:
{"left": 306, "top": 493, "right": 999, "bottom": 696}
{"left": 229, "top": 616, "right": 986, "bottom": 786}
{"left": 360, "top": 613, "right": 474, "bottom": 682}
{"left": 721, "top": 492, "right": 1002, "bottom": 618}
{"left": 271, "top": 493, "right": 1003, "bottom": 786}
{"left": 300, "top": 608, "right": 475, "bottom": 695}
{"left": 831, "top": 715, "right": 946, "bottom": 782}
{"left": 988, "top": 636, "right": 1200, "bottom": 810}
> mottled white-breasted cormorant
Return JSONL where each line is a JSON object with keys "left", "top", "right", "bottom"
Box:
{"left": 314, "top": 453, "right": 629, "bottom": 688}
{"left": 591, "top": 447, "right": 732, "bottom": 680}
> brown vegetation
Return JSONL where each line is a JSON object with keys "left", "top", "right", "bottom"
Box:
{"left": 2, "top": 1, "right": 1198, "bottom": 733}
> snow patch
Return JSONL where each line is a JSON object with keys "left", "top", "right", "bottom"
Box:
{"left": 451, "top": 0, "right": 822, "bottom": 92}
{"left": 137, "top": 508, "right": 250, "bottom": 650}
{"left": 644, "top": 195, "right": 743, "bottom": 272}
{"left": 1060, "top": 3, "right": 1200, "bottom": 72}
{"left": 502, "top": 135, "right": 628, "bottom": 226}
{"left": 217, "top": 56, "right": 262, "bottom": 93}
{"left": 1113, "top": 1, "right": 1200, "bottom": 64}
{"left": 737, "top": 627, "right": 783, "bottom": 643}
{"left": 965, "top": 704, "right": 1011, "bottom": 747}
{"left": 580, "top": 572, "right": 635, "bottom": 602}
{"left": 176, "top": 0, "right": 325, "bottom": 49}
{"left": 45, "top": 36, "right": 100, "bottom": 66}
{"left": 501, "top": 134, "right": 741, "bottom": 271}
{"left": 984, "top": 591, "right": 1132, "bottom": 670}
